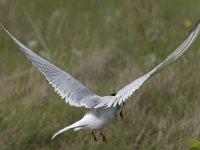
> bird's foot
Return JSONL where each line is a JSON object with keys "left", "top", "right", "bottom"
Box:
{"left": 120, "top": 111, "right": 124, "bottom": 120}
{"left": 100, "top": 132, "right": 107, "bottom": 143}
{"left": 91, "top": 131, "right": 98, "bottom": 141}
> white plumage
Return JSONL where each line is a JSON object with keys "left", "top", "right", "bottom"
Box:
{"left": 1, "top": 21, "right": 200, "bottom": 142}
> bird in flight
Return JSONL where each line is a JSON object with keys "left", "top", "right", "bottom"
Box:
{"left": 1, "top": 21, "right": 200, "bottom": 143}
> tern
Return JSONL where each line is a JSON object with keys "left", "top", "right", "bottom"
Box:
{"left": 1, "top": 21, "right": 200, "bottom": 143}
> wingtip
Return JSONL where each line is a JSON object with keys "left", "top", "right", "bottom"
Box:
{"left": 194, "top": 20, "right": 200, "bottom": 35}
{"left": 0, "top": 24, "right": 14, "bottom": 38}
{"left": 183, "top": 20, "right": 200, "bottom": 41}
{"left": 195, "top": 20, "right": 200, "bottom": 29}
{"left": 0, "top": 23, "right": 7, "bottom": 32}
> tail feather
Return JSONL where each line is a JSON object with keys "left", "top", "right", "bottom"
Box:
{"left": 51, "top": 124, "right": 73, "bottom": 140}
{"left": 51, "top": 119, "right": 87, "bottom": 140}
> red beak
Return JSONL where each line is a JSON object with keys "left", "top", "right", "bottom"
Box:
{"left": 119, "top": 111, "right": 123, "bottom": 120}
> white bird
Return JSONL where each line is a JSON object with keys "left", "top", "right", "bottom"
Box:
{"left": 1, "top": 21, "right": 200, "bottom": 143}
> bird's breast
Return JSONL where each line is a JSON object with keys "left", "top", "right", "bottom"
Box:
{"left": 84, "top": 106, "right": 119, "bottom": 130}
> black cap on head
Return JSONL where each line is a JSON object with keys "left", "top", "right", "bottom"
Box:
{"left": 111, "top": 93, "right": 116, "bottom": 96}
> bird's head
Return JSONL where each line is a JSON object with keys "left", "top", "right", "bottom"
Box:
{"left": 110, "top": 93, "right": 116, "bottom": 96}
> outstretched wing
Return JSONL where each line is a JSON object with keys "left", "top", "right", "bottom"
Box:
{"left": 1, "top": 25, "right": 101, "bottom": 108}
{"left": 95, "top": 21, "right": 200, "bottom": 108}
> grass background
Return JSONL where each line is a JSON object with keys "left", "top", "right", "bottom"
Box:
{"left": 0, "top": 0, "right": 200, "bottom": 149}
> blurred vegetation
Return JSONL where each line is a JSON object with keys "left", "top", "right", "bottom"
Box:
{"left": 0, "top": 0, "right": 200, "bottom": 149}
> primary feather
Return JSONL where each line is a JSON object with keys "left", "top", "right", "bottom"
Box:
{"left": 1, "top": 21, "right": 200, "bottom": 109}
{"left": 0, "top": 25, "right": 101, "bottom": 109}
{"left": 94, "top": 21, "right": 200, "bottom": 108}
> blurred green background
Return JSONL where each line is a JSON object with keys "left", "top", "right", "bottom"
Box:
{"left": 0, "top": 0, "right": 200, "bottom": 150}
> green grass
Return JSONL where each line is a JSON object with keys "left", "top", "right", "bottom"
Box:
{"left": 0, "top": 0, "right": 200, "bottom": 149}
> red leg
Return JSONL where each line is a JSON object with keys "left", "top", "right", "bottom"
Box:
{"left": 91, "top": 131, "right": 98, "bottom": 141}
{"left": 120, "top": 111, "right": 123, "bottom": 120}
{"left": 100, "top": 132, "right": 107, "bottom": 143}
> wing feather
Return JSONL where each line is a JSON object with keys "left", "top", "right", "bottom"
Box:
{"left": 95, "top": 21, "right": 200, "bottom": 108}
{"left": 1, "top": 25, "right": 101, "bottom": 108}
